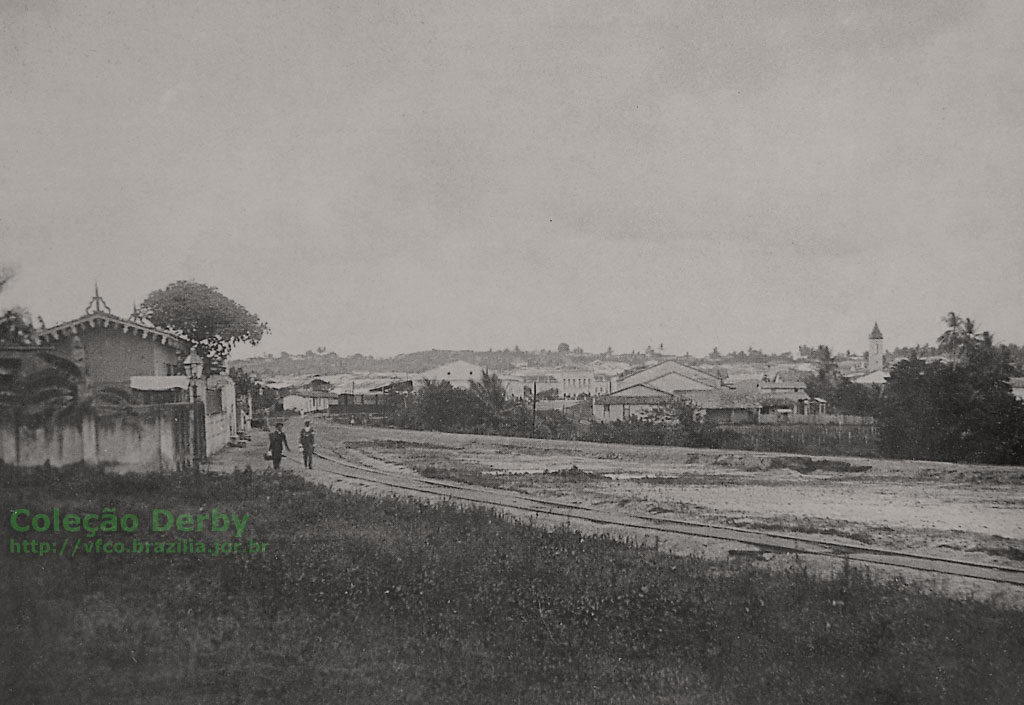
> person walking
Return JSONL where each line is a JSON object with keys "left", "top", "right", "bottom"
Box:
{"left": 268, "top": 422, "right": 290, "bottom": 470}
{"left": 299, "top": 419, "right": 315, "bottom": 469}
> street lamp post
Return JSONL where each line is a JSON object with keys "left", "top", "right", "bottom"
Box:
{"left": 184, "top": 349, "right": 204, "bottom": 476}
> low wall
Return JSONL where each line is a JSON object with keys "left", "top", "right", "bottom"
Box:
{"left": 720, "top": 423, "right": 880, "bottom": 457}
{"left": 205, "top": 411, "right": 231, "bottom": 456}
{"left": 0, "top": 404, "right": 192, "bottom": 472}
{"left": 757, "top": 413, "right": 876, "bottom": 426}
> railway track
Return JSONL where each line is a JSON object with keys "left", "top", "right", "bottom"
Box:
{"left": 297, "top": 449, "right": 1024, "bottom": 590}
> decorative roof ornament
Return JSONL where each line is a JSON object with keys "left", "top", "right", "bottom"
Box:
{"left": 128, "top": 302, "right": 145, "bottom": 323}
{"left": 85, "top": 283, "right": 112, "bottom": 315}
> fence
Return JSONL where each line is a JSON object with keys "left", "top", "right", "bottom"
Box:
{"left": 757, "top": 413, "right": 876, "bottom": 425}
{"left": 0, "top": 403, "right": 196, "bottom": 472}
{"left": 720, "top": 423, "right": 880, "bottom": 457}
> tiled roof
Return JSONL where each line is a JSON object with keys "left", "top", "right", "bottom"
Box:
{"left": 35, "top": 312, "right": 188, "bottom": 349}
{"left": 286, "top": 390, "right": 336, "bottom": 399}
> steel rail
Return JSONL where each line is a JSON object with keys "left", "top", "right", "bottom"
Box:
{"left": 296, "top": 450, "right": 1024, "bottom": 588}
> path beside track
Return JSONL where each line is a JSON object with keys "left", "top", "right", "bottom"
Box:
{"left": 209, "top": 428, "right": 1024, "bottom": 608}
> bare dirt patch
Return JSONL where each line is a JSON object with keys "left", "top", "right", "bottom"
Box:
{"left": 229, "top": 421, "right": 1024, "bottom": 603}
{"left": 318, "top": 423, "right": 1024, "bottom": 561}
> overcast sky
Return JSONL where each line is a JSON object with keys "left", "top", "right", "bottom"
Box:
{"left": 2, "top": 1, "right": 1022, "bottom": 359}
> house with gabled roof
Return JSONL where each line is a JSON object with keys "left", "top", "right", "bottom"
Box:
{"left": 594, "top": 360, "right": 729, "bottom": 422}
{"left": 32, "top": 287, "right": 240, "bottom": 456}
{"left": 610, "top": 359, "right": 724, "bottom": 395}
{"left": 34, "top": 288, "right": 190, "bottom": 391}
{"left": 592, "top": 361, "right": 825, "bottom": 424}
{"left": 755, "top": 374, "right": 824, "bottom": 416}
{"left": 282, "top": 389, "right": 335, "bottom": 415}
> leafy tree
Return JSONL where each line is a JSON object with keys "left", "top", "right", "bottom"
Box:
{"left": 228, "top": 367, "right": 256, "bottom": 397}
{"left": 828, "top": 383, "right": 881, "bottom": 417}
{"left": 813, "top": 345, "right": 840, "bottom": 380}
{"left": 803, "top": 345, "right": 881, "bottom": 417}
{"left": 394, "top": 380, "right": 484, "bottom": 432}
{"left": 139, "top": 281, "right": 269, "bottom": 373}
{"left": 582, "top": 397, "right": 731, "bottom": 449}
{"left": 229, "top": 367, "right": 278, "bottom": 412}
{"left": 557, "top": 342, "right": 570, "bottom": 354}
{"left": 879, "top": 319, "right": 1024, "bottom": 464}
{"left": 0, "top": 307, "right": 35, "bottom": 345}
{"left": 0, "top": 267, "right": 35, "bottom": 345}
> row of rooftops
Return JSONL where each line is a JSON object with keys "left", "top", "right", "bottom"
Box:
{"left": 591, "top": 361, "right": 823, "bottom": 410}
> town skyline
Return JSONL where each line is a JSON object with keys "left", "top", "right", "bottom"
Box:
{"left": 7, "top": 276, "right": 1012, "bottom": 360}
{"left": 3, "top": 2, "right": 1022, "bottom": 360}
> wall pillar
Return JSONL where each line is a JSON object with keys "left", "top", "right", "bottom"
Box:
{"left": 81, "top": 413, "right": 98, "bottom": 465}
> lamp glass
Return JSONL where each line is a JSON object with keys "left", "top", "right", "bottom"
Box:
{"left": 184, "top": 351, "right": 204, "bottom": 379}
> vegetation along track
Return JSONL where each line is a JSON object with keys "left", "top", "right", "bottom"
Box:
{"left": 297, "top": 449, "right": 1024, "bottom": 591}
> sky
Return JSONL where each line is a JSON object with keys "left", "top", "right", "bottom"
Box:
{"left": 2, "top": 0, "right": 1022, "bottom": 359}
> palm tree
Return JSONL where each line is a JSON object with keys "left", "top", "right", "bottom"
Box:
{"left": 469, "top": 370, "right": 506, "bottom": 427}
{"left": 937, "top": 312, "right": 985, "bottom": 365}
{"left": 0, "top": 351, "right": 131, "bottom": 423}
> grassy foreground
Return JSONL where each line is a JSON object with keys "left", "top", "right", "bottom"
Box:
{"left": 2, "top": 466, "right": 1022, "bottom": 704}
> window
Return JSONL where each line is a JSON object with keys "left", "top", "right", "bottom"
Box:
{"left": 206, "top": 387, "right": 224, "bottom": 414}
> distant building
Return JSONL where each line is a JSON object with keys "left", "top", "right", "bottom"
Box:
{"left": 556, "top": 368, "right": 595, "bottom": 398}
{"left": 852, "top": 368, "right": 889, "bottom": 387}
{"left": 868, "top": 322, "right": 884, "bottom": 373}
{"left": 594, "top": 360, "right": 727, "bottom": 422}
{"left": 507, "top": 369, "right": 559, "bottom": 399}
{"left": 593, "top": 362, "right": 824, "bottom": 423}
{"left": 282, "top": 390, "right": 334, "bottom": 415}
{"left": 592, "top": 384, "right": 674, "bottom": 423}
{"left": 415, "top": 361, "right": 487, "bottom": 390}
{"left": 611, "top": 360, "right": 724, "bottom": 397}
{"left": 755, "top": 374, "right": 824, "bottom": 416}
{"left": 302, "top": 377, "right": 334, "bottom": 392}
{"left": 1010, "top": 378, "right": 1024, "bottom": 403}
{"left": 849, "top": 322, "right": 889, "bottom": 387}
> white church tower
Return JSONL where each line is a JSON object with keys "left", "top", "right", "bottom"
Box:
{"left": 868, "top": 322, "right": 884, "bottom": 372}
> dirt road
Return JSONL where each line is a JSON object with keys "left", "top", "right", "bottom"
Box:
{"left": 214, "top": 420, "right": 1024, "bottom": 605}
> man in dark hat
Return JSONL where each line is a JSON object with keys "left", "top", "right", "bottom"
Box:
{"left": 299, "top": 419, "right": 315, "bottom": 469}
{"left": 268, "top": 422, "right": 290, "bottom": 470}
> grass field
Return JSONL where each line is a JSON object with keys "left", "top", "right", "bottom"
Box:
{"left": 3, "top": 465, "right": 1023, "bottom": 704}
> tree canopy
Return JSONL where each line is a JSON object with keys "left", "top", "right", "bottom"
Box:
{"left": 803, "top": 345, "right": 881, "bottom": 417}
{"left": 140, "top": 281, "right": 268, "bottom": 373}
{"left": 879, "top": 315, "right": 1024, "bottom": 464}
{"left": 0, "top": 266, "right": 36, "bottom": 345}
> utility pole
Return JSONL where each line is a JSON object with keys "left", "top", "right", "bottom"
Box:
{"left": 532, "top": 380, "right": 537, "bottom": 436}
